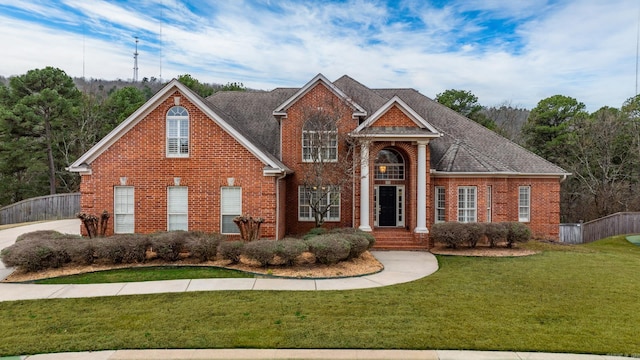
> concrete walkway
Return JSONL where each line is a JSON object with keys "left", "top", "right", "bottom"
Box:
{"left": 0, "top": 220, "right": 438, "bottom": 301}
{"left": 0, "top": 221, "right": 633, "bottom": 360}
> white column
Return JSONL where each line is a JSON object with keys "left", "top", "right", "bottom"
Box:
{"left": 415, "top": 142, "right": 428, "bottom": 233}
{"left": 359, "top": 142, "right": 372, "bottom": 231}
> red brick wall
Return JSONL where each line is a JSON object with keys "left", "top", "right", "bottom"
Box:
{"left": 280, "top": 83, "right": 358, "bottom": 235}
{"left": 79, "top": 89, "right": 278, "bottom": 237}
{"left": 431, "top": 177, "right": 561, "bottom": 239}
{"left": 370, "top": 105, "right": 417, "bottom": 127}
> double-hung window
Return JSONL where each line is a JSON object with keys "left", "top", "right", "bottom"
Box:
{"left": 221, "top": 187, "right": 242, "bottom": 234}
{"left": 298, "top": 186, "right": 340, "bottom": 222}
{"left": 519, "top": 186, "right": 531, "bottom": 222}
{"left": 167, "top": 186, "right": 188, "bottom": 231}
{"left": 114, "top": 186, "right": 134, "bottom": 233}
{"left": 457, "top": 186, "right": 477, "bottom": 223}
{"left": 302, "top": 115, "right": 338, "bottom": 162}
{"left": 167, "top": 106, "right": 189, "bottom": 157}
{"left": 435, "top": 186, "right": 446, "bottom": 223}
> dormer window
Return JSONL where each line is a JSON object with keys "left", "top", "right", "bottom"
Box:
{"left": 167, "top": 106, "right": 189, "bottom": 157}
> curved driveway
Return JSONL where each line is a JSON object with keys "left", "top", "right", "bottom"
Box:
{"left": 0, "top": 220, "right": 439, "bottom": 302}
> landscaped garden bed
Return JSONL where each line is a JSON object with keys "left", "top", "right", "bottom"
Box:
{"left": 0, "top": 228, "right": 383, "bottom": 282}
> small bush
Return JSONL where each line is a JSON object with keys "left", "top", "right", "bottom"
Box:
{"left": 465, "top": 223, "right": 486, "bottom": 248}
{"left": 303, "top": 227, "right": 327, "bottom": 240}
{"left": 150, "top": 232, "right": 189, "bottom": 262}
{"left": 342, "top": 234, "right": 369, "bottom": 259}
{"left": 430, "top": 222, "right": 468, "bottom": 249}
{"left": 15, "top": 230, "right": 68, "bottom": 243}
{"left": 485, "top": 223, "right": 508, "bottom": 247}
{"left": 65, "top": 238, "right": 96, "bottom": 265}
{"left": 186, "top": 232, "right": 223, "bottom": 262}
{"left": 243, "top": 239, "right": 277, "bottom": 267}
{"left": 275, "top": 238, "right": 308, "bottom": 265}
{"left": 218, "top": 240, "right": 244, "bottom": 264}
{"left": 306, "top": 234, "right": 351, "bottom": 264}
{"left": 329, "top": 228, "right": 376, "bottom": 249}
{"left": 505, "top": 222, "right": 532, "bottom": 248}
{"left": 95, "top": 235, "right": 148, "bottom": 264}
{"left": 1, "top": 238, "right": 71, "bottom": 272}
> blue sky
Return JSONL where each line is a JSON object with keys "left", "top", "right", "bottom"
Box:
{"left": 0, "top": 0, "right": 637, "bottom": 111}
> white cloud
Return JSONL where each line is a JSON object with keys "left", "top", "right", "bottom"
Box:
{"left": 1, "top": 0, "right": 638, "bottom": 111}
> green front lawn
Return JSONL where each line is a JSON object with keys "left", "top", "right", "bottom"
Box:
{"left": 34, "top": 266, "right": 254, "bottom": 284}
{"left": 1, "top": 236, "right": 639, "bottom": 356}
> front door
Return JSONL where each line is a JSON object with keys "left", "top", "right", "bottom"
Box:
{"left": 378, "top": 186, "right": 396, "bottom": 226}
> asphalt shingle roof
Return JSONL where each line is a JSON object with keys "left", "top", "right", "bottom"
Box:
{"left": 205, "top": 76, "right": 568, "bottom": 176}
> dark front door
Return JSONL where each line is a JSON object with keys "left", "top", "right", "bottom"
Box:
{"left": 378, "top": 186, "right": 396, "bottom": 226}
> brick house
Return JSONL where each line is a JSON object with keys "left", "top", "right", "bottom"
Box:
{"left": 68, "top": 74, "right": 569, "bottom": 249}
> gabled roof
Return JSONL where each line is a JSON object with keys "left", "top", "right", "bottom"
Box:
{"left": 330, "top": 76, "right": 568, "bottom": 176}
{"left": 67, "top": 79, "right": 290, "bottom": 175}
{"left": 352, "top": 95, "right": 441, "bottom": 139}
{"left": 272, "top": 73, "right": 367, "bottom": 118}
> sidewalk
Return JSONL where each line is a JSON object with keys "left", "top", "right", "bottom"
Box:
{"left": 4, "top": 348, "right": 634, "bottom": 359}
{"left": 0, "top": 221, "right": 634, "bottom": 360}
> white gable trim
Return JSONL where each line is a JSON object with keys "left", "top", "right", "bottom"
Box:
{"left": 272, "top": 73, "right": 367, "bottom": 118}
{"left": 67, "top": 79, "right": 289, "bottom": 174}
{"left": 354, "top": 96, "right": 440, "bottom": 135}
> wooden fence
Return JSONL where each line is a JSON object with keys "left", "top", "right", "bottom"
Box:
{"left": 0, "top": 193, "right": 80, "bottom": 225}
{"left": 559, "top": 212, "right": 640, "bottom": 244}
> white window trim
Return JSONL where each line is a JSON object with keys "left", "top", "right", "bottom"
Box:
{"left": 114, "top": 186, "right": 134, "bottom": 234}
{"left": 298, "top": 185, "right": 340, "bottom": 222}
{"left": 166, "top": 106, "right": 189, "bottom": 158}
{"left": 435, "top": 186, "right": 445, "bottom": 223}
{"left": 221, "top": 186, "right": 242, "bottom": 234}
{"left": 458, "top": 186, "right": 477, "bottom": 223}
{"left": 519, "top": 186, "right": 531, "bottom": 222}
{"left": 301, "top": 130, "right": 338, "bottom": 163}
{"left": 167, "top": 186, "right": 188, "bottom": 231}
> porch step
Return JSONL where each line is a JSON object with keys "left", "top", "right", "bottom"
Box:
{"left": 372, "top": 229, "right": 429, "bottom": 250}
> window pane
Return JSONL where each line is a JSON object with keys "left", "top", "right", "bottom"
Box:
{"left": 114, "top": 187, "right": 134, "bottom": 233}
{"left": 221, "top": 215, "right": 238, "bottom": 234}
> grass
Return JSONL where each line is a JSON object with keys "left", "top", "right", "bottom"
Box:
{"left": 33, "top": 266, "right": 254, "bottom": 284}
{"left": 1, "top": 236, "right": 640, "bottom": 357}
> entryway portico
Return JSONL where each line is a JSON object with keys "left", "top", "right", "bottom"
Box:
{"left": 349, "top": 96, "right": 441, "bottom": 247}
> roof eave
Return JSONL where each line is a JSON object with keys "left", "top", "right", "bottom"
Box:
{"left": 430, "top": 170, "right": 572, "bottom": 178}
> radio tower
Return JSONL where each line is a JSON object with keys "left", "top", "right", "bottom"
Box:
{"left": 133, "top": 36, "right": 139, "bottom": 82}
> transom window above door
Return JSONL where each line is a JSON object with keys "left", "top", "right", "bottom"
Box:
{"left": 374, "top": 148, "right": 404, "bottom": 180}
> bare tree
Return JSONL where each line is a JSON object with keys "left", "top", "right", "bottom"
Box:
{"left": 297, "top": 95, "right": 362, "bottom": 227}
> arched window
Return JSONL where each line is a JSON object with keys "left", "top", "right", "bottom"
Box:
{"left": 166, "top": 106, "right": 189, "bottom": 157}
{"left": 375, "top": 148, "right": 404, "bottom": 180}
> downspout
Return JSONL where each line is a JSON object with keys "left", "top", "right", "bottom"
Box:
{"left": 275, "top": 172, "right": 287, "bottom": 240}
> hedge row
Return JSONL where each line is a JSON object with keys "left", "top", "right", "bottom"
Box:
{"left": 430, "top": 222, "right": 531, "bottom": 249}
{"left": 1, "top": 228, "right": 376, "bottom": 272}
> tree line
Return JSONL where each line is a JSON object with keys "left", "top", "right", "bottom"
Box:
{"left": 1, "top": 66, "right": 637, "bottom": 223}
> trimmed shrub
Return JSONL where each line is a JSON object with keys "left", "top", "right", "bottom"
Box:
{"left": 303, "top": 227, "right": 327, "bottom": 240}
{"left": 342, "top": 234, "right": 369, "bottom": 259}
{"left": 274, "top": 238, "right": 308, "bottom": 266}
{"left": 465, "top": 223, "right": 486, "bottom": 248}
{"left": 218, "top": 240, "right": 244, "bottom": 264}
{"left": 504, "top": 222, "right": 532, "bottom": 248}
{"left": 186, "top": 232, "right": 224, "bottom": 262}
{"left": 430, "top": 222, "right": 468, "bottom": 249}
{"left": 95, "top": 234, "right": 148, "bottom": 264}
{"left": 242, "top": 239, "right": 277, "bottom": 267}
{"left": 150, "top": 232, "right": 188, "bottom": 262}
{"left": 65, "top": 237, "right": 96, "bottom": 265}
{"left": 485, "top": 222, "right": 508, "bottom": 248}
{"left": 306, "top": 234, "right": 351, "bottom": 264}
{"left": 329, "top": 227, "right": 376, "bottom": 249}
{"left": 1, "top": 238, "right": 71, "bottom": 272}
{"left": 15, "top": 230, "right": 70, "bottom": 243}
